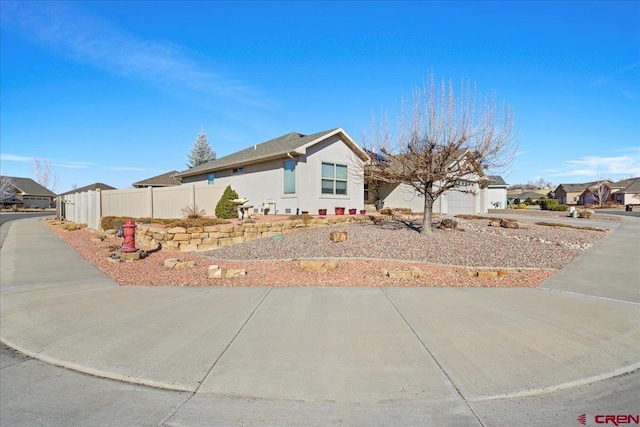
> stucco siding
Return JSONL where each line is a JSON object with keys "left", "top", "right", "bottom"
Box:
{"left": 180, "top": 134, "right": 365, "bottom": 215}
{"left": 488, "top": 187, "right": 507, "bottom": 209}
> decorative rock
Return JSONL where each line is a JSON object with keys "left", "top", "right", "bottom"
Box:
{"left": 500, "top": 219, "right": 519, "bottom": 229}
{"left": 488, "top": 220, "right": 501, "bottom": 227}
{"left": 477, "top": 270, "right": 499, "bottom": 279}
{"left": 167, "top": 227, "right": 187, "bottom": 234}
{"left": 457, "top": 268, "right": 476, "bottom": 277}
{"left": 164, "top": 258, "right": 180, "bottom": 269}
{"left": 330, "top": 231, "right": 347, "bottom": 243}
{"left": 208, "top": 265, "right": 246, "bottom": 278}
{"left": 225, "top": 269, "right": 246, "bottom": 278}
{"left": 439, "top": 218, "right": 457, "bottom": 230}
{"left": 174, "top": 260, "right": 196, "bottom": 269}
{"left": 299, "top": 259, "right": 339, "bottom": 273}
{"left": 497, "top": 269, "right": 508, "bottom": 277}
{"left": 383, "top": 267, "right": 423, "bottom": 279}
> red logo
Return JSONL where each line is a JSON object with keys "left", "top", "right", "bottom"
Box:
{"left": 580, "top": 414, "right": 640, "bottom": 425}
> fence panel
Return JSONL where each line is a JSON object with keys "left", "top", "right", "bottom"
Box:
{"left": 195, "top": 185, "right": 226, "bottom": 217}
{"left": 61, "top": 185, "right": 227, "bottom": 229}
{"left": 102, "top": 188, "right": 151, "bottom": 218}
{"left": 153, "top": 186, "right": 194, "bottom": 219}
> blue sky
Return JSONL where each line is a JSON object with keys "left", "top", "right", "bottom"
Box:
{"left": 1, "top": 1, "right": 638, "bottom": 193}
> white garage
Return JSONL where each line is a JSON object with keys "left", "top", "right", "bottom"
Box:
{"left": 445, "top": 191, "right": 477, "bottom": 216}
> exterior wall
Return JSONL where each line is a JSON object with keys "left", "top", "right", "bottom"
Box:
{"left": 21, "top": 196, "right": 52, "bottom": 208}
{"left": 379, "top": 180, "right": 487, "bottom": 215}
{"left": 487, "top": 187, "right": 507, "bottom": 209}
{"left": 181, "top": 135, "right": 365, "bottom": 216}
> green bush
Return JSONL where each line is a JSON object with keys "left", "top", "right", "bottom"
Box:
{"left": 524, "top": 197, "right": 533, "bottom": 205}
{"left": 215, "top": 185, "right": 240, "bottom": 219}
{"left": 539, "top": 198, "right": 569, "bottom": 211}
{"left": 517, "top": 203, "right": 527, "bottom": 209}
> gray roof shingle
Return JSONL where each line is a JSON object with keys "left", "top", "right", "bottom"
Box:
{"left": 58, "top": 182, "right": 116, "bottom": 196}
{"left": 3, "top": 176, "right": 56, "bottom": 197}
{"left": 132, "top": 171, "right": 181, "bottom": 188}
{"left": 176, "top": 129, "right": 341, "bottom": 177}
{"left": 486, "top": 175, "right": 507, "bottom": 186}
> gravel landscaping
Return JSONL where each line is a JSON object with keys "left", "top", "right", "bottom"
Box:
{"left": 41, "top": 213, "right": 610, "bottom": 288}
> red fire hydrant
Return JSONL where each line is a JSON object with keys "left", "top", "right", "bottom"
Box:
{"left": 121, "top": 219, "right": 137, "bottom": 253}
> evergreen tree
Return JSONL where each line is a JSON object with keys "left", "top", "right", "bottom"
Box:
{"left": 187, "top": 128, "right": 216, "bottom": 168}
{"left": 215, "top": 185, "right": 240, "bottom": 219}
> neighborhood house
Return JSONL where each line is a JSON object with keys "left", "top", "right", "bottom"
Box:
{"left": 176, "top": 128, "right": 368, "bottom": 216}
{"left": 0, "top": 176, "right": 56, "bottom": 208}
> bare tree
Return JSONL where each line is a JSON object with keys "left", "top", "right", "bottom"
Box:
{"left": 362, "top": 72, "right": 518, "bottom": 234}
{"left": 0, "top": 175, "right": 15, "bottom": 203}
{"left": 587, "top": 178, "right": 611, "bottom": 207}
{"left": 32, "top": 158, "right": 59, "bottom": 192}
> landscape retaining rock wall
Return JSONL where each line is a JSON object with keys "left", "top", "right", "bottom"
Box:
{"left": 134, "top": 216, "right": 370, "bottom": 252}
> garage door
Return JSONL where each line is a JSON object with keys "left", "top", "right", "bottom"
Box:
{"left": 447, "top": 191, "right": 476, "bottom": 215}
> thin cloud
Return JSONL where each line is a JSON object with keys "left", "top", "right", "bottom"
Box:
{"left": 0, "top": 154, "right": 32, "bottom": 162}
{"left": 552, "top": 155, "right": 640, "bottom": 178}
{"left": 2, "top": 2, "right": 270, "bottom": 109}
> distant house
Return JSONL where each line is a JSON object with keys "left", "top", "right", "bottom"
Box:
{"left": 486, "top": 176, "right": 508, "bottom": 209}
{"left": 591, "top": 177, "right": 640, "bottom": 206}
{"left": 554, "top": 183, "right": 594, "bottom": 205}
{"left": 367, "top": 150, "right": 489, "bottom": 216}
{"left": 507, "top": 190, "right": 545, "bottom": 205}
{"left": 0, "top": 176, "right": 56, "bottom": 208}
{"left": 578, "top": 181, "right": 613, "bottom": 206}
{"left": 132, "top": 171, "right": 181, "bottom": 188}
{"left": 612, "top": 177, "right": 640, "bottom": 205}
{"left": 176, "top": 129, "right": 369, "bottom": 215}
{"left": 58, "top": 183, "right": 116, "bottom": 197}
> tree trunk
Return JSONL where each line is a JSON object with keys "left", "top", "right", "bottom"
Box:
{"left": 421, "top": 184, "right": 434, "bottom": 234}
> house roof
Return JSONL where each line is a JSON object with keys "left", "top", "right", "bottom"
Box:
{"left": 58, "top": 182, "right": 116, "bottom": 197}
{"left": 554, "top": 182, "right": 596, "bottom": 193}
{"left": 507, "top": 190, "right": 545, "bottom": 200}
{"left": 611, "top": 177, "right": 640, "bottom": 194}
{"left": 132, "top": 171, "right": 181, "bottom": 188}
{"left": 176, "top": 128, "right": 367, "bottom": 178}
{"left": 486, "top": 175, "right": 507, "bottom": 186}
{"left": 3, "top": 176, "right": 56, "bottom": 197}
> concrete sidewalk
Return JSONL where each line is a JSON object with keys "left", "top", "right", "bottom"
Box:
{"left": 1, "top": 217, "right": 639, "bottom": 426}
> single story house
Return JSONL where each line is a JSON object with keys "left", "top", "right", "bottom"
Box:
{"left": 486, "top": 176, "right": 508, "bottom": 209}
{"left": 366, "top": 150, "right": 490, "bottom": 216}
{"left": 580, "top": 177, "right": 640, "bottom": 206}
{"left": 0, "top": 176, "right": 56, "bottom": 208}
{"left": 507, "top": 190, "right": 547, "bottom": 205}
{"left": 554, "top": 183, "right": 595, "bottom": 205}
{"left": 132, "top": 171, "right": 181, "bottom": 188}
{"left": 176, "top": 128, "right": 369, "bottom": 215}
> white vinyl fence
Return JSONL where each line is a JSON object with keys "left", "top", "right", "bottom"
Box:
{"left": 59, "top": 184, "right": 226, "bottom": 230}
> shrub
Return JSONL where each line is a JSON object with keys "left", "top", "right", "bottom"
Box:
{"left": 539, "top": 198, "right": 559, "bottom": 211}
{"left": 181, "top": 203, "right": 206, "bottom": 219}
{"left": 524, "top": 197, "right": 533, "bottom": 205}
{"left": 578, "top": 209, "right": 594, "bottom": 219}
{"left": 215, "top": 185, "right": 240, "bottom": 219}
{"left": 517, "top": 203, "right": 527, "bottom": 209}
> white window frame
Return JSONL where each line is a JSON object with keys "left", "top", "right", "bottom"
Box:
{"left": 283, "top": 160, "right": 297, "bottom": 196}
{"left": 321, "top": 162, "right": 348, "bottom": 197}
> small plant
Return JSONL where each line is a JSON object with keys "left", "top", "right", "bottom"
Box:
{"left": 181, "top": 204, "right": 206, "bottom": 219}
{"left": 517, "top": 203, "right": 527, "bottom": 209}
{"left": 524, "top": 197, "right": 533, "bottom": 205}
{"left": 578, "top": 209, "right": 594, "bottom": 219}
{"left": 215, "top": 185, "right": 240, "bottom": 219}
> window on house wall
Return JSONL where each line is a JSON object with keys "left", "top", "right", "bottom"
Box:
{"left": 322, "top": 162, "right": 348, "bottom": 195}
{"left": 283, "top": 160, "right": 296, "bottom": 194}
{"left": 232, "top": 167, "right": 244, "bottom": 174}
{"left": 208, "top": 173, "right": 215, "bottom": 184}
